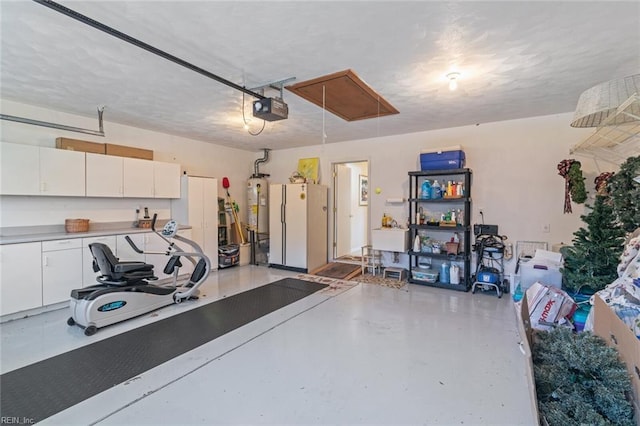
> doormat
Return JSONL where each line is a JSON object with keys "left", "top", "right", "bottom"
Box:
{"left": 312, "top": 262, "right": 362, "bottom": 280}
{"left": 0, "top": 278, "right": 327, "bottom": 423}
{"left": 335, "top": 254, "right": 363, "bottom": 263}
{"left": 350, "top": 272, "right": 407, "bottom": 290}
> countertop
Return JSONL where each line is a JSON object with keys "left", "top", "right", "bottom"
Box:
{"left": 0, "top": 221, "right": 190, "bottom": 245}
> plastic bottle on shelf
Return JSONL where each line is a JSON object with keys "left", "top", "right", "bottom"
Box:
{"left": 446, "top": 181, "right": 453, "bottom": 197}
{"left": 450, "top": 264, "right": 460, "bottom": 284}
{"left": 382, "top": 213, "right": 387, "bottom": 228}
{"left": 431, "top": 180, "right": 442, "bottom": 199}
{"left": 440, "top": 262, "right": 450, "bottom": 284}
{"left": 413, "top": 235, "right": 421, "bottom": 252}
{"left": 421, "top": 180, "right": 432, "bottom": 199}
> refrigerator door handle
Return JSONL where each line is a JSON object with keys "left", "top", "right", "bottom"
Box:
{"left": 281, "top": 200, "right": 286, "bottom": 265}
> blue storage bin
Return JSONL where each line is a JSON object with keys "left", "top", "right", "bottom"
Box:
{"left": 420, "top": 150, "right": 465, "bottom": 170}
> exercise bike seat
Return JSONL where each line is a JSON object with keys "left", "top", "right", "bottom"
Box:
{"left": 89, "top": 242, "right": 156, "bottom": 284}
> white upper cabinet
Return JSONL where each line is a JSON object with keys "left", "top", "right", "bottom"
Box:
{"left": 153, "top": 161, "right": 181, "bottom": 198}
{"left": 123, "top": 157, "right": 155, "bottom": 198}
{"left": 0, "top": 143, "right": 40, "bottom": 195}
{"left": 0, "top": 143, "right": 84, "bottom": 196}
{"left": 39, "top": 148, "right": 86, "bottom": 196}
{"left": 1, "top": 142, "right": 181, "bottom": 199}
{"left": 86, "top": 153, "right": 124, "bottom": 197}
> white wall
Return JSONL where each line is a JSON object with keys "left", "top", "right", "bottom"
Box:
{"left": 258, "top": 113, "right": 616, "bottom": 274}
{"left": 1, "top": 99, "right": 619, "bottom": 277}
{"left": 0, "top": 99, "right": 256, "bottom": 228}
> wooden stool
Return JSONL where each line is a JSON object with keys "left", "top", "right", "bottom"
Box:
{"left": 383, "top": 267, "right": 406, "bottom": 281}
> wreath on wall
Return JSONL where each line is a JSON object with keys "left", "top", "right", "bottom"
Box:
{"left": 558, "top": 159, "right": 587, "bottom": 213}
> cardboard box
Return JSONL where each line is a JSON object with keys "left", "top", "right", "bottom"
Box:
{"left": 593, "top": 294, "right": 640, "bottom": 413}
{"left": 514, "top": 293, "right": 541, "bottom": 425}
{"left": 105, "top": 143, "right": 153, "bottom": 160}
{"left": 56, "top": 137, "right": 105, "bottom": 154}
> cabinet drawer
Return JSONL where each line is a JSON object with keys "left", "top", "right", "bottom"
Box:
{"left": 42, "top": 239, "right": 82, "bottom": 251}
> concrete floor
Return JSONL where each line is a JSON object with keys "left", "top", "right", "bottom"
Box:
{"left": 0, "top": 265, "right": 537, "bottom": 425}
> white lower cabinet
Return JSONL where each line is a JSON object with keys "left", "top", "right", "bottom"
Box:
{"left": 42, "top": 239, "right": 82, "bottom": 306}
{"left": 0, "top": 242, "right": 42, "bottom": 316}
{"left": 0, "top": 227, "right": 197, "bottom": 317}
{"left": 82, "top": 235, "right": 117, "bottom": 286}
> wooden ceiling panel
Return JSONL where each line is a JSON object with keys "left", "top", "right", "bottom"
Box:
{"left": 286, "top": 69, "right": 399, "bottom": 121}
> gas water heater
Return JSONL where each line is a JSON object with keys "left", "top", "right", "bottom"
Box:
{"left": 247, "top": 149, "right": 271, "bottom": 235}
{"left": 247, "top": 177, "right": 269, "bottom": 234}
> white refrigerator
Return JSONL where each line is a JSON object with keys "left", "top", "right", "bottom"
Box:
{"left": 269, "top": 183, "right": 328, "bottom": 272}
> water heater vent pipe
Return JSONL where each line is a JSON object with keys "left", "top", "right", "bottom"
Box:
{"left": 253, "top": 148, "right": 271, "bottom": 178}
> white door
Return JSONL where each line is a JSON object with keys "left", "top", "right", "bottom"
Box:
{"left": 202, "top": 178, "right": 218, "bottom": 269}
{"left": 285, "top": 184, "right": 308, "bottom": 269}
{"left": 186, "top": 177, "right": 205, "bottom": 259}
{"left": 334, "top": 164, "right": 352, "bottom": 258}
{"left": 268, "top": 184, "right": 284, "bottom": 265}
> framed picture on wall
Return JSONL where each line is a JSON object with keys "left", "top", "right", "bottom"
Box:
{"left": 359, "top": 175, "right": 368, "bottom": 206}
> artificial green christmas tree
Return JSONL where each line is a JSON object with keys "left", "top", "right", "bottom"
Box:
{"left": 608, "top": 155, "right": 640, "bottom": 234}
{"left": 561, "top": 194, "right": 625, "bottom": 293}
{"left": 533, "top": 328, "right": 634, "bottom": 425}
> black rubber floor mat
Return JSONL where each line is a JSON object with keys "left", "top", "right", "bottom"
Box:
{"left": 0, "top": 278, "right": 326, "bottom": 423}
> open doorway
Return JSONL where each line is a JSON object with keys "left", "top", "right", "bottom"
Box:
{"left": 333, "top": 160, "right": 369, "bottom": 262}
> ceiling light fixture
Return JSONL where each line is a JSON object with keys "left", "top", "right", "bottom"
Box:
{"left": 447, "top": 72, "right": 460, "bottom": 91}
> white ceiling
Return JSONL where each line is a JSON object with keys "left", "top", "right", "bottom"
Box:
{"left": 1, "top": 1, "right": 639, "bottom": 152}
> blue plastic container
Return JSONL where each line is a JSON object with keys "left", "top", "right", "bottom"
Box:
{"left": 420, "top": 150, "right": 465, "bottom": 171}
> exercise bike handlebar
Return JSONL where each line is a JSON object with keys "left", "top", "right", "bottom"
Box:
{"left": 124, "top": 235, "right": 144, "bottom": 254}
{"left": 124, "top": 214, "right": 171, "bottom": 255}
